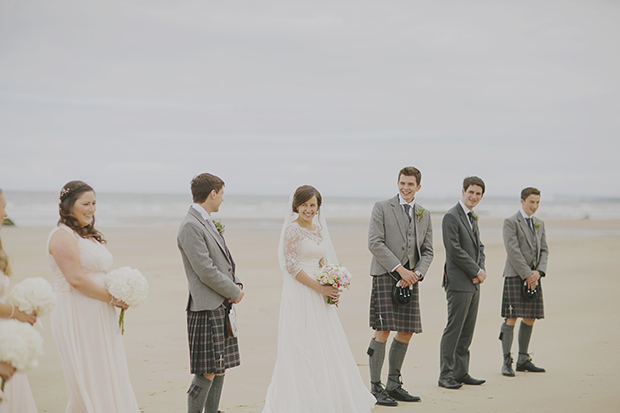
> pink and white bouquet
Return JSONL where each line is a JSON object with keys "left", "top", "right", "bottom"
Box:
{"left": 316, "top": 264, "right": 352, "bottom": 305}
{"left": 0, "top": 320, "right": 44, "bottom": 400}
{"left": 105, "top": 267, "right": 149, "bottom": 334}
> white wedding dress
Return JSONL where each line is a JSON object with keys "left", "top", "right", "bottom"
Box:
{"left": 0, "top": 273, "right": 37, "bottom": 413}
{"left": 48, "top": 224, "right": 139, "bottom": 413}
{"left": 262, "top": 222, "right": 376, "bottom": 413}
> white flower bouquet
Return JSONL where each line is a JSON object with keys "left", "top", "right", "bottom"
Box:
{"left": 316, "top": 264, "right": 352, "bottom": 305}
{"left": 8, "top": 277, "right": 56, "bottom": 321}
{"left": 0, "top": 320, "right": 44, "bottom": 399}
{"left": 105, "top": 267, "right": 149, "bottom": 334}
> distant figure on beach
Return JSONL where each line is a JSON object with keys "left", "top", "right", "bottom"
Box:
{"left": 498, "top": 187, "right": 548, "bottom": 376}
{"left": 177, "top": 173, "right": 244, "bottom": 413}
{"left": 366, "top": 167, "right": 434, "bottom": 406}
{"left": 0, "top": 188, "right": 38, "bottom": 413}
{"left": 262, "top": 185, "right": 375, "bottom": 413}
{"left": 438, "top": 176, "right": 487, "bottom": 389}
{"left": 48, "top": 181, "right": 139, "bottom": 412}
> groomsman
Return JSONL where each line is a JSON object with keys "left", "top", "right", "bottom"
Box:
{"left": 438, "top": 176, "right": 487, "bottom": 389}
{"left": 177, "top": 173, "right": 244, "bottom": 413}
{"left": 367, "top": 166, "right": 434, "bottom": 405}
{"left": 498, "top": 187, "right": 548, "bottom": 376}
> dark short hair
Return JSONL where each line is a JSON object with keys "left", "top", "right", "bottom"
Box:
{"left": 292, "top": 185, "right": 322, "bottom": 213}
{"left": 191, "top": 173, "right": 224, "bottom": 203}
{"left": 398, "top": 166, "right": 422, "bottom": 186}
{"left": 462, "top": 176, "right": 485, "bottom": 194}
{"left": 521, "top": 187, "right": 541, "bottom": 200}
{"left": 58, "top": 181, "right": 106, "bottom": 243}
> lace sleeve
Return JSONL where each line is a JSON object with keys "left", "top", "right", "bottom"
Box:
{"left": 283, "top": 224, "right": 303, "bottom": 276}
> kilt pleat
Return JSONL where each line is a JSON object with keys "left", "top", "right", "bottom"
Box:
{"left": 369, "top": 273, "right": 422, "bottom": 333}
{"left": 501, "top": 276, "right": 544, "bottom": 319}
{"left": 187, "top": 304, "right": 240, "bottom": 375}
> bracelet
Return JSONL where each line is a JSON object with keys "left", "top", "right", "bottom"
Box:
{"left": 320, "top": 286, "right": 324, "bottom": 295}
{"left": 109, "top": 295, "right": 114, "bottom": 304}
{"left": 9, "top": 305, "right": 15, "bottom": 319}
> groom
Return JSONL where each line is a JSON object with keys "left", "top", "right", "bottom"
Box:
{"left": 177, "top": 173, "right": 244, "bottom": 413}
{"left": 367, "top": 166, "right": 434, "bottom": 405}
{"left": 438, "top": 176, "right": 486, "bottom": 389}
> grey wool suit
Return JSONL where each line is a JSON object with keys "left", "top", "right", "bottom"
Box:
{"left": 368, "top": 195, "right": 434, "bottom": 278}
{"left": 503, "top": 212, "right": 548, "bottom": 280}
{"left": 439, "top": 203, "right": 485, "bottom": 381}
{"left": 177, "top": 207, "right": 241, "bottom": 312}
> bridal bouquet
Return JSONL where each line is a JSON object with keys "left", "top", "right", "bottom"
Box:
{"left": 0, "top": 320, "right": 44, "bottom": 399}
{"left": 105, "top": 267, "right": 149, "bottom": 334}
{"left": 8, "top": 277, "right": 56, "bottom": 321}
{"left": 316, "top": 264, "right": 352, "bottom": 305}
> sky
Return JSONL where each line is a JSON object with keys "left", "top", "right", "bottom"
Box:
{"left": 1, "top": 0, "right": 619, "bottom": 199}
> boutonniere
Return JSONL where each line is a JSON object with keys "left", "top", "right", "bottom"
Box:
{"left": 533, "top": 220, "right": 541, "bottom": 230}
{"left": 213, "top": 219, "right": 225, "bottom": 235}
{"left": 472, "top": 212, "right": 479, "bottom": 221}
{"left": 416, "top": 207, "right": 426, "bottom": 223}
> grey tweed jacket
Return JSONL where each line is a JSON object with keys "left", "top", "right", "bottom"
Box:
{"left": 368, "top": 195, "right": 434, "bottom": 277}
{"left": 177, "top": 207, "right": 241, "bottom": 311}
{"left": 502, "top": 211, "right": 549, "bottom": 279}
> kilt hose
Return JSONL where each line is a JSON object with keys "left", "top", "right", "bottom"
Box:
{"left": 369, "top": 273, "right": 422, "bottom": 333}
{"left": 501, "top": 276, "right": 545, "bottom": 319}
{"left": 187, "top": 304, "right": 240, "bottom": 375}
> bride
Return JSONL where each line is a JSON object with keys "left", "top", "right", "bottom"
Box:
{"left": 262, "top": 185, "right": 376, "bottom": 413}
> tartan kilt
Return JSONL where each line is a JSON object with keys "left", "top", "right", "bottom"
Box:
{"left": 501, "top": 276, "right": 545, "bottom": 319}
{"left": 187, "top": 304, "right": 240, "bottom": 375}
{"left": 369, "top": 273, "right": 422, "bottom": 333}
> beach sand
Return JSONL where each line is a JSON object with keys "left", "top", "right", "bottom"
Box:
{"left": 2, "top": 217, "right": 619, "bottom": 412}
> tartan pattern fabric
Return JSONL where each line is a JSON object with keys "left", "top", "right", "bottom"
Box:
{"left": 369, "top": 273, "right": 422, "bottom": 333}
{"left": 501, "top": 276, "right": 544, "bottom": 319}
{"left": 187, "top": 304, "right": 240, "bottom": 375}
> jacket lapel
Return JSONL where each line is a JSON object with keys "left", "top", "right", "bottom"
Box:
{"left": 532, "top": 217, "right": 541, "bottom": 262}
{"left": 516, "top": 213, "right": 534, "bottom": 249}
{"left": 390, "top": 196, "right": 408, "bottom": 240}
{"left": 457, "top": 205, "right": 477, "bottom": 246}
{"left": 188, "top": 208, "right": 232, "bottom": 264}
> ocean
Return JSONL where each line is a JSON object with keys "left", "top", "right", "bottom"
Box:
{"left": 3, "top": 191, "right": 620, "bottom": 229}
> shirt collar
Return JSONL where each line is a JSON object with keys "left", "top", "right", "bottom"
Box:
{"left": 398, "top": 194, "right": 416, "bottom": 208}
{"left": 520, "top": 208, "right": 534, "bottom": 220}
{"left": 191, "top": 203, "right": 211, "bottom": 222}
{"left": 459, "top": 200, "right": 473, "bottom": 215}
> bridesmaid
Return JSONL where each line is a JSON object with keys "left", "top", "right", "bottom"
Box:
{"left": 48, "top": 181, "right": 139, "bottom": 413}
{"left": 0, "top": 188, "right": 38, "bottom": 413}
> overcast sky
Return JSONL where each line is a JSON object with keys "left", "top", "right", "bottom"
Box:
{"left": 1, "top": 0, "right": 618, "bottom": 198}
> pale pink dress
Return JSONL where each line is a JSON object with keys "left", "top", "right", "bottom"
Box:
{"left": 0, "top": 273, "right": 37, "bottom": 413}
{"left": 48, "top": 224, "right": 139, "bottom": 413}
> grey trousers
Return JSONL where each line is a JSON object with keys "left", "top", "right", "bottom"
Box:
{"left": 439, "top": 288, "right": 480, "bottom": 380}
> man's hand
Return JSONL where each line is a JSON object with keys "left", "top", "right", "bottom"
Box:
{"left": 231, "top": 290, "right": 245, "bottom": 304}
{"left": 526, "top": 270, "right": 540, "bottom": 290}
{"left": 396, "top": 265, "right": 419, "bottom": 288}
{"left": 472, "top": 269, "right": 487, "bottom": 284}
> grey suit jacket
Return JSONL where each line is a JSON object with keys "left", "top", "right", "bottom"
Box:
{"left": 502, "top": 211, "right": 549, "bottom": 279}
{"left": 368, "top": 195, "right": 433, "bottom": 277}
{"left": 442, "top": 203, "right": 485, "bottom": 292}
{"left": 177, "top": 207, "right": 242, "bottom": 311}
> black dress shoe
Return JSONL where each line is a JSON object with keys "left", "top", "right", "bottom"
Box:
{"left": 516, "top": 355, "right": 546, "bottom": 373}
{"left": 438, "top": 378, "right": 463, "bottom": 389}
{"left": 371, "top": 382, "right": 398, "bottom": 406}
{"left": 455, "top": 374, "right": 486, "bottom": 385}
{"left": 502, "top": 354, "right": 515, "bottom": 377}
{"left": 386, "top": 385, "right": 421, "bottom": 402}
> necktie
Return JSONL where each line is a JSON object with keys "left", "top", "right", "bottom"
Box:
{"left": 403, "top": 204, "right": 412, "bottom": 222}
{"left": 525, "top": 217, "right": 535, "bottom": 234}
{"left": 467, "top": 211, "right": 477, "bottom": 235}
